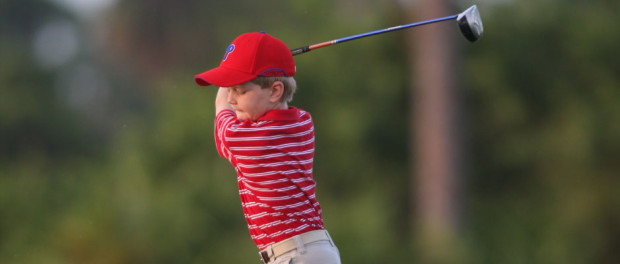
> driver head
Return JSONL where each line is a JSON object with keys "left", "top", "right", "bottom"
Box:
{"left": 457, "top": 5, "right": 484, "bottom": 42}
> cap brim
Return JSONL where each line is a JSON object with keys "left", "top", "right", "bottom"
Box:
{"left": 194, "top": 66, "right": 257, "bottom": 87}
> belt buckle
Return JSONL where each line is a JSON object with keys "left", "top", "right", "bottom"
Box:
{"left": 259, "top": 250, "right": 270, "bottom": 264}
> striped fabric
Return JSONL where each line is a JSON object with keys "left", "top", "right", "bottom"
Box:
{"left": 215, "top": 107, "right": 324, "bottom": 250}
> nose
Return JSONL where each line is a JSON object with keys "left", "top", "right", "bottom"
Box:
{"left": 227, "top": 90, "right": 236, "bottom": 105}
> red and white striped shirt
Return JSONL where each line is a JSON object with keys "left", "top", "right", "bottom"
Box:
{"left": 215, "top": 107, "right": 324, "bottom": 250}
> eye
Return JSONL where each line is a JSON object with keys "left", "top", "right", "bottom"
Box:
{"left": 230, "top": 87, "right": 245, "bottom": 95}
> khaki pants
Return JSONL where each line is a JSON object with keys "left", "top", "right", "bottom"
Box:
{"left": 267, "top": 240, "right": 340, "bottom": 264}
{"left": 260, "top": 231, "right": 341, "bottom": 264}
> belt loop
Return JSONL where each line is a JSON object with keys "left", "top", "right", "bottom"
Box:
{"left": 293, "top": 235, "right": 306, "bottom": 254}
{"left": 259, "top": 246, "right": 274, "bottom": 264}
{"left": 325, "top": 230, "right": 335, "bottom": 247}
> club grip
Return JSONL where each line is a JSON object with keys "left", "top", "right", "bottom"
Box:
{"left": 291, "top": 46, "right": 310, "bottom": 56}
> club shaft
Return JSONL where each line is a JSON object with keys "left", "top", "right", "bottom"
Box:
{"left": 291, "top": 14, "right": 458, "bottom": 56}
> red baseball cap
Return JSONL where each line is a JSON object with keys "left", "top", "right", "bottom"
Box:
{"left": 194, "top": 32, "right": 296, "bottom": 87}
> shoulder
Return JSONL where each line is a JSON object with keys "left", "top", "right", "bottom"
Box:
{"left": 215, "top": 109, "right": 241, "bottom": 131}
{"left": 290, "top": 106, "right": 312, "bottom": 120}
{"left": 216, "top": 109, "right": 236, "bottom": 120}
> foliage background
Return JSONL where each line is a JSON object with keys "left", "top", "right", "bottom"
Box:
{"left": 1, "top": 0, "right": 619, "bottom": 263}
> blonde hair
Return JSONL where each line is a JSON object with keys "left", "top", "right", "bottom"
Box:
{"left": 250, "top": 76, "right": 297, "bottom": 103}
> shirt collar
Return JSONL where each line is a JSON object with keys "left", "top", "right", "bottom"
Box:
{"left": 256, "top": 106, "right": 300, "bottom": 122}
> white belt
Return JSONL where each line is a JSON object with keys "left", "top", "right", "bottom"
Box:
{"left": 259, "top": 230, "right": 331, "bottom": 263}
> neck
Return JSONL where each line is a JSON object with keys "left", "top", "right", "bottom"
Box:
{"left": 271, "top": 102, "right": 288, "bottom": 110}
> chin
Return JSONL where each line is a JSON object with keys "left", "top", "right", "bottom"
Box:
{"left": 235, "top": 113, "right": 248, "bottom": 121}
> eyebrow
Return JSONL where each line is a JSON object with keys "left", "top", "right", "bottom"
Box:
{"left": 230, "top": 85, "right": 244, "bottom": 92}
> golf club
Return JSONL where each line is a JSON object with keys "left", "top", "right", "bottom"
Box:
{"left": 291, "top": 5, "right": 483, "bottom": 56}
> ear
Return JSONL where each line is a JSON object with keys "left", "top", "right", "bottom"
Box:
{"left": 269, "top": 81, "right": 284, "bottom": 103}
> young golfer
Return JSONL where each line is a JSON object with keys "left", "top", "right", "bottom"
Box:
{"left": 194, "top": 32, "right": 341, "bottom": 264}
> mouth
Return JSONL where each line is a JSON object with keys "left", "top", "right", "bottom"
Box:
{"left": 233, "top": 109, "right": 245, "bottom": 118}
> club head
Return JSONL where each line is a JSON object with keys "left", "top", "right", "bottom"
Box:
{"left": 457, "top": 5, "right": 484, "bottom": 42}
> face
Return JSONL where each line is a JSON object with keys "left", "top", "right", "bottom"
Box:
{"left": 226, "top": 82, "right": 274, "bottom": 121}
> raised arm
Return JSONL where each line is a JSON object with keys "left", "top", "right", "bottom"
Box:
{"left": 215, "top": 87, "right": 233, "bottom": 115}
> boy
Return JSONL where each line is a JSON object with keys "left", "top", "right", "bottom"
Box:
{"left": 194, "top": 32, "right": 341, "bottom": 264}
